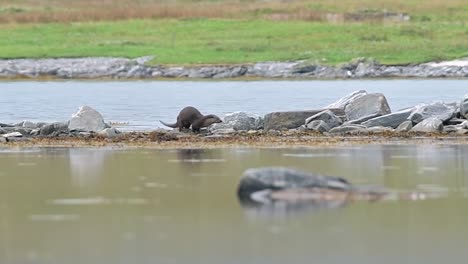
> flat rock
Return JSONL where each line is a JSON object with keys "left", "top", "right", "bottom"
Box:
{"left": 306, "top": 120, "right": 331, "bottom": 133}
{"left": 410, "top": 117, "right": 443, "bottom": 133}
{"left": 305, "top": 109, "right": 342, "bottom": 129}
{"left": 408, "top": 102, "right": 457, "bottom": 124}
{"left": 211, "top": 112, "right": 263, "bottom": 132}
{"left": 396, "top": 121, "right": 413, "bottom": 132}
{"left": 264, "top": 108, "right": 344, "bottom": 130}
{"left": 40, "top": 122, "right": 69, "bottom": 136}
{"left": 461, "top": 94, "right": 468, "bottom": 118}
{"left": 344, "top": 93, "right": 391, "bottom": 121}
{"left": 344, "top": 113, "right": 381, "bottom": 125}
{"left": 362, "top": 108, "right": 414, "bottom": 128}
{"left": 325, "top": 90, "right": 368, "bottom": 109}
{"left": 69, "top": 106, "right": 106, "bottom": 132}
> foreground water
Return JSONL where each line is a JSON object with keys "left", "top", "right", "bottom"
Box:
{"left": 0, "top": 80, "right": 467, "bottom": 130}
{"left": 0, "top": 145, "right": 467, "bottom": 264}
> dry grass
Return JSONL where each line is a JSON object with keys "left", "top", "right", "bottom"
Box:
{"left": 0, "top": 0, "right": 466, "bottom": 23}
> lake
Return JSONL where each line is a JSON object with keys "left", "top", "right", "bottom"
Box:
{"left": 0, "top": 145, "right": 467, "bottom": 264}
{"left": 0, "top": 80, "right": 467, "bottom": 130}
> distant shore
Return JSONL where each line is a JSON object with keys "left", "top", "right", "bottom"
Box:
{"left": 1, "top": 57, "right": 467, "bottom": 79}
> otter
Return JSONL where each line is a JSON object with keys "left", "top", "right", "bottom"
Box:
{"left": 160, "top": 106, "right": 222, "bottom": 132}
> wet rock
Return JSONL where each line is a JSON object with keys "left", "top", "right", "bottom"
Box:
{"left": 410, "top": 117, "right": 443, "bottom": 133}
{"left": 306, "top": 120, "right": 331, "bottom": 133}
{"left": 362, "top": 108, "right": 414, "bottom": 128}
{"left": 69, "top": 106, "right": 106, "bottom": 132}
{"left": 237, "top": 167, "right": 352, "bottom": 203}
{"left": 344, "top": 93, "right": 391, "bottom": 121}
{"left": 408, "top": 102, "right": 457, "bottom": 124}
{"left": 98, "top": 127, "right": 120, "bottom": 138}
{"left": 211, "top": 112, "right": 263, "bottom": 132}
{"left": 40, "top": 122, "right": 69, "bottom": 136}
{"left": 305, "top": 109, "right": 342, "bottom": 129}
{"left": 396, "top": 121, "right": 413, "bottom": 132}
{"left": 461, "top": 94, "right": 468, "bottom": 118}
{"left": 264, "top": 108, "right": 344, "bottom": 130}
{"left": 328, "top": 124, "right": 367, "bottom": 134}
{"left": 325, "top": 90, "right": 368, "bottom": 109}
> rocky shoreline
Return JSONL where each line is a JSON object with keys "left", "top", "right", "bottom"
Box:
{"left": 1, "top": 57, "right": 468, "bottom": 79}
{"left": 1, "top": 90, "right": 467, "bottom": 146}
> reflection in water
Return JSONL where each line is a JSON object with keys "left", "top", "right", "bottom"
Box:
{"left": 0, "top": 145, "right": 467, "bottom": 264}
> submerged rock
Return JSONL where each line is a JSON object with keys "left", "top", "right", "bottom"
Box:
{"left": 263, "top": 109, "right": 344, "bottom": 130}
{"left": 305, "top": 109, "right": 342, "bottom": 129}
{"left": 344, "top": 93, "right": 391, "bottom": 121}
{"left": 408, "top": 102, "right": 457, "bottom": 124}
{"left": 68, "top": 106, "right": 106, "bottom": 132}
{"left": 410, "top": 117, "right": 443, "bottom": 132}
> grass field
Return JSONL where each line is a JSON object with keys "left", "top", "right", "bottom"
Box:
{"left": 0, "top": 0, "right": 467, "bottom": 65}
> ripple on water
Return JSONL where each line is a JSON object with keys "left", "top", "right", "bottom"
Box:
{"left": 167, "top": 159, "right": 226, "bottom": 163}
{"left": 283, "top": 153, "right": 351, "bottom": 158}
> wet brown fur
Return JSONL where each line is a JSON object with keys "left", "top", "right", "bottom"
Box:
{"left": 160, "top": 106, "right": 222, "bottom": 132}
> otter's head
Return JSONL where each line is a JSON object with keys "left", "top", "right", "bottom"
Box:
{"left": 203, "top": 115, "right": 223, "bottom": 126}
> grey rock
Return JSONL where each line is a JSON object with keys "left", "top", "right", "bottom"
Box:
{"left": 344, "top": 93, "right": 391, "bottom": 121}
{"left": 325, "top": 90, "right": 368, "bottom": 109}
{"left": 461, "top": 120, "right": 468, "bottom": 129}
{"left": 2, "top": 127, "right": 32, "bottom": 135}
{"left": 460, "top": 94, "right": 468, "bottom": 118}
{"left": 0, "top": 137, "right": 6, "bottom": 143}
{"left": 211, "top": 112, "right": 263, "bottom": 132}
{"left": 305, "top": 110, "right": 342, "bottom": 128}
{"left": 0, "top": 128, "right": 5, "bottom": 134}
{"left": 396, "top": 121, "right": 413, "bottom": 132}
{"left": 306, "top": 120, "right": 331, "bottom": 133}
{"left": 40, "top": 122, "right": 69, "bottom": 136}
{"left": 443, "top": 125, "right": 458, "bottom": 133}
{"left": 344, "top": 113, "right": 381, "bottom": 125}
{"left": 98, "top": 127, "right": 120, "bottom": 138}
{"left": 362, "top": 108, "right": 414, "bottom": 128}
{"left": 366, "top": 126, "right": 394, "bottom": 133}
{"left": 68, "top": 106, "right": 106, "bottom": 132}
{"left": 328, "top": 124, "right": 367, "bottom": 134}
{"left": 456, "top": 129, "right": 468, "bottom": 135}
{"left": 264, "top": 109, "right": 345, "bottom": 130}
{"left": 408, "top": 102, "right": 457, "bottom": 124}
{"left": 446, "top": 118, "right": 467, "bottom": 125}
{"left": 0, "top": 123, "right": 14, "bottom": 127}
{"left": 2, "top": 132, "right": 23, "bottom": 138}
{"left": 410, "top": 117, "right": 443, "bottom": 133}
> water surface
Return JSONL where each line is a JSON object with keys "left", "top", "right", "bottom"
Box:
{"left": 0, "top": 145, "right": 467, "bottom": 264}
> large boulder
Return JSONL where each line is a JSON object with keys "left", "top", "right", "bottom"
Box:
{"left": 460, "top": 94, "right": 468, "bottom": 118}
{"left": 305, "top": 109, "right": 342, "bottom": 129}
{"left": 68, "top": 106, "right": 106, "bottom": 132}
{"left": 362, "top": 108, "right": 414, "bottom": 128}
{"left": 410, "top": 117, "right": 443, "bottom": 133}
{"left": 325, "top": 90, "right": 368, "bottom": 109}
{"left": 210, "top": 112, "right": 263, "bottom": 132}
{"left": 264, "top": 109, "right": 344, "bottom": 130}
{"left": 344, "top": 93, "right": 391, "bottom": 121}
{"left": 408, "top": 102, "right": 457, "bottom": 124}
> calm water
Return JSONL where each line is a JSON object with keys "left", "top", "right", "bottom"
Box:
{"left": 0, "top": 80, "right": 467, "bottom": 130}
{"left": 0, "top": 145, "right": 467, "bottom": 264}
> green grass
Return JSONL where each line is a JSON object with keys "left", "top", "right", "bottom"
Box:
{"left": 0, "top": 19, "right": 467, "bottom": 65}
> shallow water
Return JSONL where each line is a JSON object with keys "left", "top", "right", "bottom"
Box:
{"left": 0, "top": 80, "right": 467, "bottom": 130}
{"left": 0, "top": 145, "right": 467, "bottom": 264}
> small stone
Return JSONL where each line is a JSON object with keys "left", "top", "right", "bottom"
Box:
{"left": 410, "top": 117, "right": 443, "bottom": 133}
{"left": 98, "top": 127, "right": 120, "bottom": 138}
{"left": 329, "top": 124, "right": 366, "bottom": 134}
{"left": 396, "top": 121, "right": 413, "bottom": 132}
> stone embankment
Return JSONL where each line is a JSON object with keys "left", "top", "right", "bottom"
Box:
{"left": 1, "top": 91, "right": 467, "bottom": 144}
{"left": 0, "top": 57, "right": 467, "bottom": 79}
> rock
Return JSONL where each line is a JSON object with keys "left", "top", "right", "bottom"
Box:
{"left": 68, "top": 106, "right": 106, "bottom": 132}
{"left": 446, "top": 118, "right": 467, "bottom": 125}
{"left": 362, "top": 108, "right": 414, "bottom": 128}
{"left": 443, "top": 125, "right": 458, "bottom": 133}
{"left": 325, "top": 90, "right": 368, "bottom": 109}
{"left": 1, "top": 132, "right": 23, "bottom": 138}
{"left": 460, "top": 94, "right": 468, "bottom": 118}
{"left": 306, "top": 120, "right": 331, "bottom": 133}
{"left": 305, "top": 109, "right": 342, "bottom": 129}
{"left": 0, "top": 128, "right": 5, "bottom": 134}
{"left": 328, "top": 124, "right": 367, "bottom": 134}
{"left": 408, "top": 102, "right": 457, "bottom": 124}
{"left": 366, "top": 126, "right": 394, "bottom": 133}
{"left": 98, "top": 127, "right": 120, "bottom": 138}
{"left": 0, "top": 137, "right": 6, "bottom": 143}
{"left": 210, "top": 112, "right": 263, "bottom": 132}
{"left": 264, "top": 108, "right": 345, "bottom": 130}
{"left": 237, "top": 167, "right": 352, "bottom": 202}
{"left": 456, "top": 129, "right": 468, "bottom": 135}
{"left": 344, "top": 113, "right": 381, "bottom": 125}
{"left": 461, "top": 121, "right": 468, "bottom": 129}
{"left": 40, "top": 122, "right": 69, "bottom": 136}
{"left": 344, "top": 93, "right": 391, "bottom": 121}
{"left": 410, "top": 117, "right": 443, "bottom": 133}
{"left": 0, "top": 123, "right": 14, "bottom": 127}
{"left": 396, "top": 121, "right": 413, "bottom": 132}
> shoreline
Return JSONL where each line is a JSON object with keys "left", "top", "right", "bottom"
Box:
{"left": 1, "top": 57, "right": 467, "bottom": 80}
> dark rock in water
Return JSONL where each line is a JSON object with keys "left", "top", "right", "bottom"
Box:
{"left": 238, "top": 167, "right": 352, "bottom": 204}
{"left": 305, "top": 120, "right": 331, "bottom": 133}
{"left": 325, "top": 90, "right": 368, "bottom": 109}
{"left": 305, "top": 109, "right": 342, "bottom": 129}
{"left": 410, "top": 117, "right": 443, "bottom": 132}
{"left": 408, "top": 102, "right": 457, "bottom": 124}
{"left": 344, "top": 93, "right": 391, "bottom": 121}
{"left": 461, "top": 94, "right": 468, "bottom": 118}
{"left": 40, "top": 122, "right": 69, "bottom": 136}
{"left": 362, "top": 108, "right": 414, "bottom": 128}
{"left": 396, "top": 120, "right": 413, "bottom": 132}
{"left": 263, "top": 108, "right": 344, "bottom": 130}
{"left": 328, "top": 124, "right": 367, "bottom": 134}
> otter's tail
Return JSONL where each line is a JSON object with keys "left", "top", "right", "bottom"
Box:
{"left": 159, "top": 120, "right": 178, "bottom": 128}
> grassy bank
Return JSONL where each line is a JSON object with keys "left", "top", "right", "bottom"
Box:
{"left": 0, "top": 0, "right": 467, "bottom": 65}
